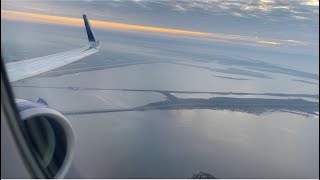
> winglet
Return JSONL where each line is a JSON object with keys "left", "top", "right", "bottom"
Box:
{"left": 83, "top": 14, "right": 99, "bottom": 48}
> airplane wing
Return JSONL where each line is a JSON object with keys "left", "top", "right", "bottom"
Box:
{"left": 5, "top": 14, "right": 100, "bottom": 83}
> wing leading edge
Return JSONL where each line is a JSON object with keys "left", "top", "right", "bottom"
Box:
{"left": 5, "top": 14, "right": 99, "bottom": 83}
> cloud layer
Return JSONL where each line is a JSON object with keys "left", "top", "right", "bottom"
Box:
{"left": 1, "top": 0, "right": 319, "bottom": 54}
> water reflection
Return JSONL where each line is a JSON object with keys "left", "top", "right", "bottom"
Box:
{"left": 66, "top": 110, "right": 319, "bottom": 178}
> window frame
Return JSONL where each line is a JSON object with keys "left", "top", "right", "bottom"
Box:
{"left": 1, "top": 55, "right": 46, "bottom": 178}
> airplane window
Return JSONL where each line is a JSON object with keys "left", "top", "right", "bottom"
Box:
{"left": 1, "top": 0, "right": 319, "bottom": 179}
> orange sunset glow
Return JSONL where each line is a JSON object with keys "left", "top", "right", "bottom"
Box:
{"left": 1, "top": 10, "right": 306, "bottom": 46}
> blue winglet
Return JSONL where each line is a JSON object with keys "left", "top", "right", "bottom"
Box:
{"left": 83, "top": 14, "right": 99, "bottom": 49}
{"left": 83, "top": 14, "right": 96, "bottom": 42}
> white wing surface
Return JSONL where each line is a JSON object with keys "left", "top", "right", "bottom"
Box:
{"left": 5, "top": 14, "right": 99, "bottom": 83}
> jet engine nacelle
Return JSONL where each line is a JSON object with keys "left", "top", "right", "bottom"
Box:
{"left": 15, "top": 99, "right": 75, "bottom": 178}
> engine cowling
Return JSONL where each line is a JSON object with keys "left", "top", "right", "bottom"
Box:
{"left": 15, "top": 99, "right": 75, "bottom": 178}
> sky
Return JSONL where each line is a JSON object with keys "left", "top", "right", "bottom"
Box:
{"left": 1, "top": 2, "right": 319, "bottom": 178}
{"left": 1, "top": 0, "right": 319, "bottom": 55}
